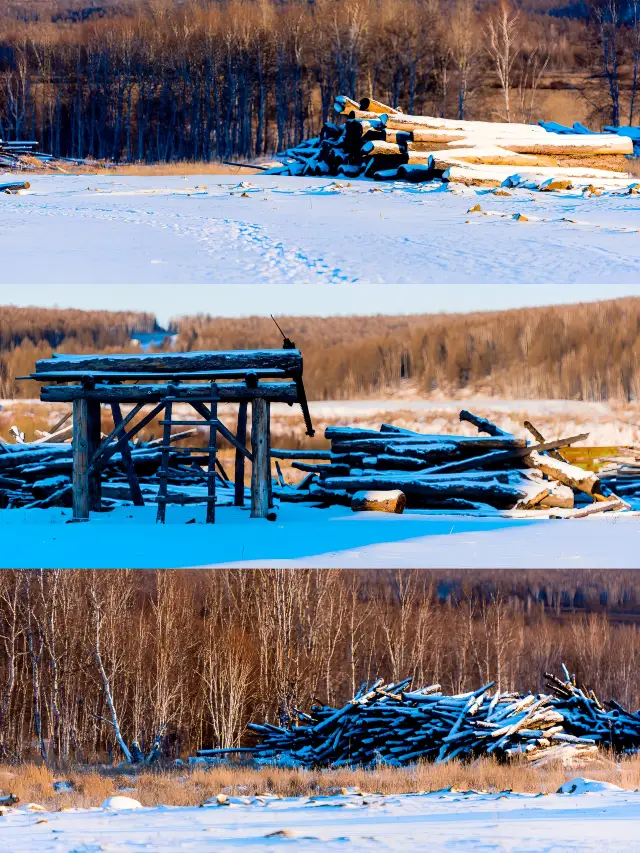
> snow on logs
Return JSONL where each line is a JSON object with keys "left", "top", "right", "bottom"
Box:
{"left": 275, "top": 413, "right": 633, "bottom": 514}
{"left": 268, "top": 94, "right": 637, "bottom": 188}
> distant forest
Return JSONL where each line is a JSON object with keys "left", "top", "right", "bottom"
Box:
{"left": 2, "top": 568, "right": 640, "bottom": 763}
{"left": 0, "top": 0, "right": 638, "bottom": 162}
{"left": 1, "top": 298, "right": 638, "bottom": 402}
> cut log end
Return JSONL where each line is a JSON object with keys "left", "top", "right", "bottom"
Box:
{"left": 351, "top": 489, "right": 406, "bottom": 514}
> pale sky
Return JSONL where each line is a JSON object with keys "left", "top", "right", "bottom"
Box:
{"left": 5, "top": 283, "right": 640, "bottom": 327}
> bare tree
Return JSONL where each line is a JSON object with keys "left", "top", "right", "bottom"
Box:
{"left": 485, "top": 0, "right": 520, "bottom": 122}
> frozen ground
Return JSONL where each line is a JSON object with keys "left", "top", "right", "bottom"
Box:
{"left": 3, "top": 781, "right": 640, "bottom": 852}
{"left": 3, "top": 173, "right": 640, "bottom": 288}
{"left": 0, "top": 503, "right": 637, "bottom": 568}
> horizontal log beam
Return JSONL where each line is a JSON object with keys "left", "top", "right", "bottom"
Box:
{"left": 40, "top": 382, "right": 299, "bottom": 404}
{"left": 35, "top": 349, "right": 302, "bottom": 375}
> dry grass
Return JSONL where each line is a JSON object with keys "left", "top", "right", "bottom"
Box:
{"left": 1, "top": 757, "right": 639, "bottom": 809}
{"left": 30, "top": 161, "right": 264, "bottom": 177}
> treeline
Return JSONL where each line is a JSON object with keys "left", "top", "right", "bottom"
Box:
{"left": 0, "top": 306, "right": 158, "bottom": 399}
{"left": 2, "top": 298, "right": 639, "bottom": 402}
{"left": 2, "top": 569, "right": 640, "bottom": 764}
{"left": 0, "top": 0, "right": 632, "bottom": 163}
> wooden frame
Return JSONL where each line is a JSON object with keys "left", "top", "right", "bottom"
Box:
{"left": 25, "top": 349, "right": 314, "bottom": 523}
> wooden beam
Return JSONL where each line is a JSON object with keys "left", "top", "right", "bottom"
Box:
{"left": 110, "top": 404, "right": 144, "bottom": 507}
{"left": 235, "top": 402, "right": 248, "bottom": 507}
{"left": 40, "top": 382, "right": 299, "bottom": 404}
{"left": 251, "top": 398, "right": 270, "bottom": 518}
{"left": 36, "top": 349, "right": 302, "bottom": 375}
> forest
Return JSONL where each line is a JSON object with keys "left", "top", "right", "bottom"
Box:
{"left": 0, "top": 0, "right": 638, "bottom": 162}
{"left": 1, "top": 297, "right": 639, "bottom": 401}
{"left": 2, "top": 569, "right": 640, "bottom": 764}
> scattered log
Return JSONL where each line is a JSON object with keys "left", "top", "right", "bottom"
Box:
{"left": 351, "top": 489, "right": 406, "bottom": 514}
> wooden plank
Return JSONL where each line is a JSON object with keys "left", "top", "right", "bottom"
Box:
{"left": 110, "top": 404, "right": 144, "bottom": 507}
{"left": 22, "top": 368, "right": 287, "bottom": 382}
{"left": 36, "top": 349, "right": 302, "bottom": 375}
{"left": 40, "top": 382, "right": 299, "bottom": 404}
{"left": 251, "top": 398, "right": 270, "bottom": 518}
{"left": 235, "top": 402, "right": 247, "bottom": 507}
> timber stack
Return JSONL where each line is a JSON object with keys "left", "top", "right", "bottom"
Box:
{"left": 276, "top": 410, "right": 631, "bottom": 516}
{"left": 0, "top": 424, "right": 233, "bottom": 509}
{"left": 269, "top": 95, "right": 640, "bottom": 190}
{"left": 546, "top": 666, "right": 640, "bottom": 753}
{"left": 196, "top": 671, "right": 601, "bottom": 768}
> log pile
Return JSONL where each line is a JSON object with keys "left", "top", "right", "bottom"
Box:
{"left": 276, "top": 411, "right": 631, "bottom": 515}
{"left": 546, "top": 667, "right": 640, "bottom": 753}
{"left": 197, "top": 673, "right": 601, "bottom": 768}
{"left": 268, "top": 95, "right": 639, "bottom": 190}
{"left": 0, "top": 425, "right": 239, "bottom": 509}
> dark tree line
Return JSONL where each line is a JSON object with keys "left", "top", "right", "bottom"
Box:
{"left": 0, "top": 0, "right": 634, "bottom": 162}
{"left": 2, "top": 569, "right": 640, "bottom": 765}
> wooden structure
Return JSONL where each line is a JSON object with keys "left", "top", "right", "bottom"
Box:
{"left": 24, "top": 349, "right": 313, "bottom": 522}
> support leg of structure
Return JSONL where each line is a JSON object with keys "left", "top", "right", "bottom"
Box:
{"left": 234, "top": 401, "right": 247, "bottom": 507}
{"left": 87, "top": 400, "right": 102, "bottom": 511}
{"left": 250, "top": 398, "right": 269, "bottom": 518}
{"left": 72, "top": 398, "right": 90, "bottom": 520}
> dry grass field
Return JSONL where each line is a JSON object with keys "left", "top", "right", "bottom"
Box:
{"left": 1, "top": 756, "right": 638, "bottom": 810}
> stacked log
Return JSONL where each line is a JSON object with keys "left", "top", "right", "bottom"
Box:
{"left": 546, "top": 667, "right": 640, "bottom": 754}
{"left": 268, "top": 94, "right": 638, "bottom": 189}
{"left": 197, "top": 674, "right": 598, "bottom": 768}
{"left": 275, "top": 412, "right": 629, "bottom": 514}
{"left": 0, "top": 428, "right": 236, "bottom": 509}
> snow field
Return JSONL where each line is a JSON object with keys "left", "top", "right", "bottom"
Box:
{"left": 3, "top": 174, "right": 640, "bottom": 287}
{"left": 3, "top": 780, "right": 640, "bottom": 852}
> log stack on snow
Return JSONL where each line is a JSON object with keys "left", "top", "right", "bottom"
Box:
{"left": 275, "top": 410, "right": 631, "bottom": 516}
{"left": 546, "top": 666, "right": 640, "bottom": 754}
{"left": 0, "top": 423, "right": 238, "bottom": 509}
{"left": 268, "top": 94, "right": 640, "bottom": 190}
{"left": 196, "top": 671, "right": 604, "bottom": 768}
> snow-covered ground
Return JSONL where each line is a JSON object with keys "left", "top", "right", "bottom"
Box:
{"left": 0, "top": 503, "right": 638, "bottom": 568}
{"left": 3, "top": 174, "right": 640, "bottom": 288}
{"left": 3, "top": 781, "right": 640, "bottom": 852}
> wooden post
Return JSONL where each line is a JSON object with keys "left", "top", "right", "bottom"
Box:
{"left": 87, "top": 400, "right": 102, "bottom": 511}
{"left": 234, "top": 401, "right": 247, "bottom": 507}
{"left": 206, "top": 386, "right": 218, "bottom": 524}
{"left": 266, "top": 401, "right": 273, "bottom": 508}
{"left": 72, "top": 398, "right": 90, "bottom": 520}
{"left": 251, "top": 398, "right": 269, "bottom": 518}
{"left": 156, "top": 400, "right": 173, "bottom": 524}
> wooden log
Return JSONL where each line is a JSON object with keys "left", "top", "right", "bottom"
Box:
{"left": 251, "top": 398, "right": 270, "bottom": 518}
{"left": 40, "top": 382, "right": 299, "bottom": 404}
{"left": 35, "top": 349, "right": 303, "bottom": 376}
{"left": 321, "top": 475, "right": 547, "bottom": 509}
{"left": 361, "top": 140, "right": 407, "bottom": 157}
{"left": 351, "top": 490, "right": 406, "bottom": 513}
{"left": 271, "top": 449, "right": 332, "bottom": 460}
{"left": 234, "top": 401, "right": 248, "bottom": 507}
{"left": 539, "top": 482, "right": 575, "bottom": 509}
{"left": 359, "top": 97, "right": 399, "bottom": 114}
{"left": 523, "top": 451, "right": 600, "bottom": 495}
{"left": 554, "top": 498, "right": 626, "bottom": 519}
{"left": 523, "top": 421, "right": 567, "bottom": 462}
{"left": 460, "top": 410, "right": 512, "bottom": 437}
